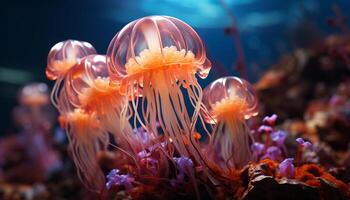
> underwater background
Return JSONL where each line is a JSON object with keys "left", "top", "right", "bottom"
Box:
{"left": 1, "top": 1, "right": 350, "bottom": 199}
{"left": 0, "top": 0, "right": 350, "bottom": 135}
{"left": 0, "top": 0, "right": 349, "bottom": 136}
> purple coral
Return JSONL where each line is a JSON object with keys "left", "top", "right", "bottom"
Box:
{"left": 258, "top": 125, "right": 273, "bottom": 134}
{"left": 263, "top": 114, "right": 278, "bottom": 126}
{"left": 296, "top": 138, "right": 313, "bottom": 150}
{"left": 140, "top": 157, "right": 159, "bottom": 175}
{"left": 106, "top": 169, "right": 134, "bottom": 190}
{"left": 174, "top": 156, "right": 194, "bottom": 173}
{"left": 171, "top": 156, "right": 194, "bottom": 186}
{"left": 329, "top": 95, "right": 345, "bottom": 106}
{"left": 271, "top": 130, "right": 287, "bottom": 146}
{"left": 279, "top": 158, "right": 295, "bottom": 179}
{"left": 261, "top": 146, "right": 283, "bottom": 161}
{"left": 295, "top": 138, "right": 313, "bottom": 165}
{"left": 137, "top": 150, "right": 150, "bottom": 159}
{"left": 251, "top": 142, "right": 265, "bottom": 156}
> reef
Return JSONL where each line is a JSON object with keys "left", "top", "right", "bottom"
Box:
{"left": 0, "top": 16, "right": 350, "bottom": 200}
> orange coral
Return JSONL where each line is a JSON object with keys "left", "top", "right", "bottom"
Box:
{"left": 259, "top": 159, "right": 279, "bottom": 176}
{"left": 296, "top": 164, "right": 350, "bottom": 197}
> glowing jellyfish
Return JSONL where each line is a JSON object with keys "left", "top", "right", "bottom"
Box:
{"left": 15, "top": 83, "right": 56, "bottom": 130}
{"left": 19, "top": 83, "right": 50, "bottom": 107}
{"left": 107, "top": 16, "right": 211, "bottom": 159}
{"left": 57, "top": 87, "right": 107, "bottom": 191}
{"left": 202, "top": 76, "right": 259, "bottom": 168}
{"left": 64, "top": 54, "right": 135, "bottom": 153}
{"left": 45, "top": 40, "right": 96, "bottom": 109}
{"left": 60, "top": 107, "right": 106, "bottom": 191}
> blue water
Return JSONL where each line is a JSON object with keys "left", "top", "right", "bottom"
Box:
{"left": 104, "top": 0, "right": 350, "bottom": 81}
{"left": 0, "top": 0, "right": 349, "bottom": 133}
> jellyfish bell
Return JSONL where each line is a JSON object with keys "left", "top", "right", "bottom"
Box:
{"left": 45, "top": 40, "right": 97, "bottom": 109}
{"left": 202, "top": 76, "right": 259, "bottom": 169}
{"left": 107, "top": 16, "right": 211, "bottom": 160}
{"left": 64, "top": 54, "right": 136, "bottom": 153}
{"left": 65, "top": 54, "right": 113, "bottom": 109}
{"left": 18, "top": 83, "right": 50, "bottom": 107}
{"left": 46, "top": 40, "right": 96, "bottom": 80}
{"left": 15, "top": 83, "right": 56, "bottom": 130}
{"left": 107, "top": 16, "right": 211, "bottom": 83}
{"left": 203, "top": 76, "right": 258, "bottom": 123}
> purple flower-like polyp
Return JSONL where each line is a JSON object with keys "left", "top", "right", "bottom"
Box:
{"left": 251, "top": 142, "right": 265, "bottom": 156}
{"left": 296, "top": 138, "right": 313, "bottom": 150}
{"left": 271, "top": 130, "right": 287, "bottom": 146}
{"left": 263, "top": 114, "right": 278, "bottom": 126}
{"left": 279, "top": 158, "right": 295, "bottom": 179}
{"left": 106, "top": 169, "right": 134, "bottom": 190}
{"left": 261, "top": 146, "right": 283, "bottom": 161}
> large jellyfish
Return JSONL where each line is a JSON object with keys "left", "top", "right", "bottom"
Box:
{"left": 202, "top": 76, "right": 259, "bottom": 168}
{"left": 45, "top": 40, "right": 96, "bottom": 109}
{"left": 107, "top": 16, "right": 211, "bottom": 160}
{"left": 64, "top": 54, "right": 136, "bottom": 153}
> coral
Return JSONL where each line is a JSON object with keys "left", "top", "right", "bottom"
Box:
{"left": 296, "top": 164, "right": 350, "bottom": 197}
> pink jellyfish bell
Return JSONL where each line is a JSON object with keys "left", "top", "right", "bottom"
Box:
{"left": 107, "top": 16, "right": 211, "bottom": 159}
{"left": 15, "top": 83, "right": 55, "bottom": 130}
{"left": 46, "top": 40, "right": 96, "bottom": 80}
{"left": 18, "top": 83, "right": 50, "bottom": 107}
{"left": 202, "top": 76, "right": 259, "bottom": 168}
{"left": 45, "top": 40, "right": 96, "bottom": 109}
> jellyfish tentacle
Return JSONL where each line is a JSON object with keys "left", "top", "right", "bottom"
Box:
{"left": 221, "top": 116, "right": 252, "bottom": 168}
{"left": 64, "top": 109, "right": 108, "bottom": 191}
{"left": 50, "top": 77, "right": 60, "bottom": 109}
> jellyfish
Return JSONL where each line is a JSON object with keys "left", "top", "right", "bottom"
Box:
{"left": 57, "top": 84, "right": 108, "bottom": 191}
{"left": 15, "top": 83, "right": 56, "bottom": 131}
{"left": 45, "top": 40, "right": 96, "bottom": 109}
{"left": 107, "top": 16, "right": 211, "bottom": 160}
{"left": 19, "top": 83, "right": 50, "bottom": 108}
{"left": 202, "top": 76, "right": 259, "bottom": 168}
{"left": 64, "top": 54, "right": 136, "bottom": 153}
{"left": 60, "top": 107, "right": 107, "bottom": 191}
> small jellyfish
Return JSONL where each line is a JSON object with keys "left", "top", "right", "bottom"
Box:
{"left": 58, "top": 106, "right": 107, "bottom": 192}
{"left": 18, "top": 83, "right": 50, "bottom": 107}
{"left": 107, "top": 16, "right": 211, "bottom": 160}
{"left": 15, "top": 83, "right": 56, "bottom": 130}
{"left": 57, "top": 81, "right": 107, "bottom": 191}
{"left": 202, "top": 76, "right": 258, "bottom": 168}
{"left": 45, "top": 40, "right": 96, "bottom": 109}
{"left": 64, "top": 54, "right": 135, "bottom": 153}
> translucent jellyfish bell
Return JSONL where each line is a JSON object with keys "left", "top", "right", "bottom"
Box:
{"left": 203, "top": 76, "right": 259, "bottom": 124}
{"left": 65, "top": 54, "right": 111, "bottom": 109}
{"left": 46, "top": 40, "right": 97, "bottom": 80}
{"left": 107, "top": 15, "right": 211, "bottom": 84}
{"left": 18, "top": 83, "right": 50, "bottom": 107}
